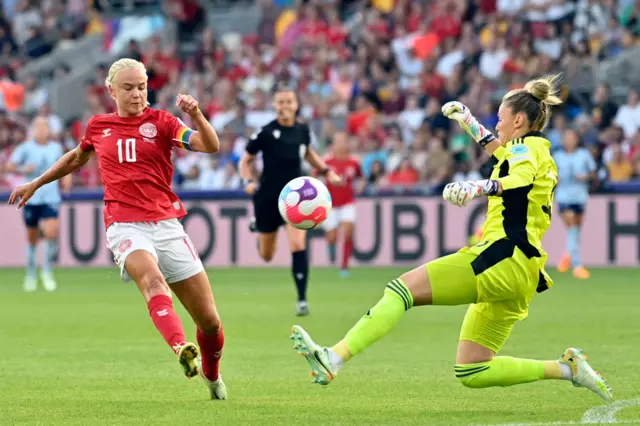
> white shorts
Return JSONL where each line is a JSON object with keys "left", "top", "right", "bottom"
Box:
{"left": 106, "top": 218, "right": 204, "bottom": 284}
{"left": 322, "top": 203, "right": 356, "bottom": 231}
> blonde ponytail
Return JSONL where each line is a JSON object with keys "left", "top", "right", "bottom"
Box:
{"left": 503, "top": 73, "right": 564, "bottom": 132}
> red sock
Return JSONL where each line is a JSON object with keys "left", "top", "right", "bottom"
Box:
{"left": 197, "top": 325, "right": 224, "bottom": 381}
{"left": 147, "top": 295, "right": 186, "bottom": 353}
{"left": 342, "top": 237, "right": 353, "bottom": 270}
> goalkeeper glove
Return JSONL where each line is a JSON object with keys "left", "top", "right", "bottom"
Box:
{"left": 441, "top": 101, "right": 497, "bottom": 147}
{"left": 442, "top": 180, "right": 499, "bottom": 207}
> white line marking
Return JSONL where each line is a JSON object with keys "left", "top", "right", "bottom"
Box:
{"left": 582, "top": 398, "right": 640, "bottom": 424}
{"left": 475, "top": 398, "right": 640, "bottom": 426}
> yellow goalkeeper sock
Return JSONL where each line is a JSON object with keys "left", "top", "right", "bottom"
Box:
{"left": 332, "top": 279, "right": 413, "bottom": 361}
{"left": 455, "top": 356, "right": 563, "bottom": 388}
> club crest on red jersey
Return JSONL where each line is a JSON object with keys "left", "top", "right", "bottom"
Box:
{"left": 139, "top": 123, "right": 158, "bottom": 138}
{"left": 119, "top": 239, "right": 132, "bottom": 253}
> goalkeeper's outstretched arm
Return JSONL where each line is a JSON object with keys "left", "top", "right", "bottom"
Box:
{"left": 441, "top": 101, "right": 501, "bottom": 155}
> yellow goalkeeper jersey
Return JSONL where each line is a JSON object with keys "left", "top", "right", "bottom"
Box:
{"left": 482, "top": 131, "right": 558, "bottom": 267}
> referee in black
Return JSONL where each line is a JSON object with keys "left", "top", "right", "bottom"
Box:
{"left": 239, "top": 86, "right": 342, "bottom": 316}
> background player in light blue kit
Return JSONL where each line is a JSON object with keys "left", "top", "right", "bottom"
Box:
{"left": 6, "top": 116, "right": 71, "bottom": 292}
{"left": 552, "top": 129, "right": 596, "bottom": 279}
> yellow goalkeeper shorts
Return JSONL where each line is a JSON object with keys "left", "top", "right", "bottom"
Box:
{"left": 425, "top": 238, "right": 553, "bottom": 353}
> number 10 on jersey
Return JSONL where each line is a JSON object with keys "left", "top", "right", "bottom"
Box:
{"left": 117, "top": 138, "right": 137, "bottom": 163}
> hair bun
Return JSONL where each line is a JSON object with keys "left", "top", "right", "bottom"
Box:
{"left": 524, "top": 75, "right": 562, "bottom": 106}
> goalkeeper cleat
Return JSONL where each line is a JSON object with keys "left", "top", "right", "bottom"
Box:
{"left": 175, "top": 342, "right": 200, "bottom": 379}
{"left": 560, "top": 348, "right": 612, "bottom": 402}
{"left": 290, "top": 325, "right": 336, "bottom": 385}
{"left": 201, "top": 372, "right": 227, "bottom": 400}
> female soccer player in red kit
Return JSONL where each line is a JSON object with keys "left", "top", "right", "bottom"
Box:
{"left": 321, "top": 132, "right": 364, "bottom": 277}
{"left": 9, "top": 58, "right": 227, "bottom": 400}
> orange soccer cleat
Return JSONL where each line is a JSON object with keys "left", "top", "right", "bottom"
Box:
{"left": 573, "top": 266, "right": 591, "bottom": 279}
{"left": 557, "top": 253, "right": 571, "bottom": 273}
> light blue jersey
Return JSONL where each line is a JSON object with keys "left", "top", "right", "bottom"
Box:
{"left": 9, "top": 140, "right": 64, "bottom": 206}
{"left": 553, "top": 148, "right": 596, "bottom": 205}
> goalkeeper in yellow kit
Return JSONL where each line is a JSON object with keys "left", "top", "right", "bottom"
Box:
{"left": 289, "top": 75, "right": 613, "bottom": 402}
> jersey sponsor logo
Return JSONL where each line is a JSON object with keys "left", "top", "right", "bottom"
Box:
{"left": 102, "top": 128, "right": 111, "bottom": 138}
{"left": 273, "top": 129, "right": 281, "bottom": 139}
{"left": 139, "top": 123, "right": 158, "bottom": 138}
{"left": 143, "top": 138, "right": 156, "bottom": 144}
{"left": 510, "top": 144, "right": 529, "bottom": 155}
{"left": 118, "top": 239, "right": 132, "bottom": 253}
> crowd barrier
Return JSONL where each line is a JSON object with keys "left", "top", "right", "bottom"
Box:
{"left": 0, "top": 191, "right": 638, "bottom": 268}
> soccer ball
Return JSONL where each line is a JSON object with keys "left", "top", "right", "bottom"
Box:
{"left": 278, "top": 177, "right": 332, "bottom": 230}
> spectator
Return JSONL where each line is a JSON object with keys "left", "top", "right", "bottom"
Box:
{"left": 606, "top": 143, "right": 634, "bottom": 182}
{"left": 5, "top": 0, "right": 640, "bottom": 193}
{"left": 591, "top": 84, "right": 618, "bottom": 130}
{"left": 366, "top": 160, "right": 385, "bottom": 190}
{"left": 613, "top": 89, "right": 640, "bottom": 139}
{"left": 423, "top": 137, "right": 453, "bottom": 187}
{"left": 386, "top": 158, "right": 419, "bottom": 187}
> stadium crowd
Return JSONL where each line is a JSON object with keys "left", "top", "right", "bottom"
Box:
{"left": 2, "top": 0, "right": 640, "bottom": 191}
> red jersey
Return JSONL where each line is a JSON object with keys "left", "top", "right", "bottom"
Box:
{"left": 324, "top": 155, "right": 362, "bottom": 207}
{"left": 80, "top": 108, "right": 194, "bottom": 228}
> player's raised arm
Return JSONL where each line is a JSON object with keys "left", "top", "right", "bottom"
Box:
{"left": 173, "top": 94, "right": 220, "bottom": 153}
{"left": 443, "top": 75, "right": 562, "bottom": 207}
{"left": 442, "top": 101, "right": 502, "bottom": 155}
{"left": 8, "top": 145, "right": 92, "bottom": 208}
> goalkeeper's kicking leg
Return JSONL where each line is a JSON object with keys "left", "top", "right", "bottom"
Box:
{"left": 290, "top": 259, "right": 612, "bottom": 401}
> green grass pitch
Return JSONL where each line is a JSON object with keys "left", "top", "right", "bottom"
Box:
{"left": 1, "top": 267, "right": 640, "bottom": 425}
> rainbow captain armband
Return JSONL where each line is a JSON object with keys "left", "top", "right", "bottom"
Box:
{"left": 172, "top": 126, "right": 195, "bottom": 151}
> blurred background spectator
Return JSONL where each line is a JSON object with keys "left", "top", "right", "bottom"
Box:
{"left": 2, "top": 0, "right": 640, "bottom": 193}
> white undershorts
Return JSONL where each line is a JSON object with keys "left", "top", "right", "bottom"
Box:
{"left": 106, "top": 218, "right": 204, "bottom": 284}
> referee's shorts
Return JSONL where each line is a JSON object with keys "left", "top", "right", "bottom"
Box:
{"left": 252, "top": 190, "right": 285, "bottom": 233}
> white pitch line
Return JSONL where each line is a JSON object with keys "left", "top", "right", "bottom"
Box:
{"left": 474, "top": 398, "right": 640, "bottom": 426}
{"left": 582, "top": 398, "right": 640, "bottom": 424}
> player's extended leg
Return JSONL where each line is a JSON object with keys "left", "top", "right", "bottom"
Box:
{"left": 454, "top": 306, "right": 611, "bottom": 400}
{"left": 287, "top": 224, "right": 309, "bottom": 316}
{"left": 290, "top": 251, "right": 613, "bottom": 400}
{"left": 40, "top": 216, "right": 59, "bottom": 292}
{"left": 124, "top": 250, "right": 198, "bottom": 378}
{"left": 290, "top": 260, "right": 454, "bottom": 384}
{"left": 171, "top": 271, "right": 227, "bottom": 400}
{"left": 339, "top": 221, "right": 354, "bottom": 278}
